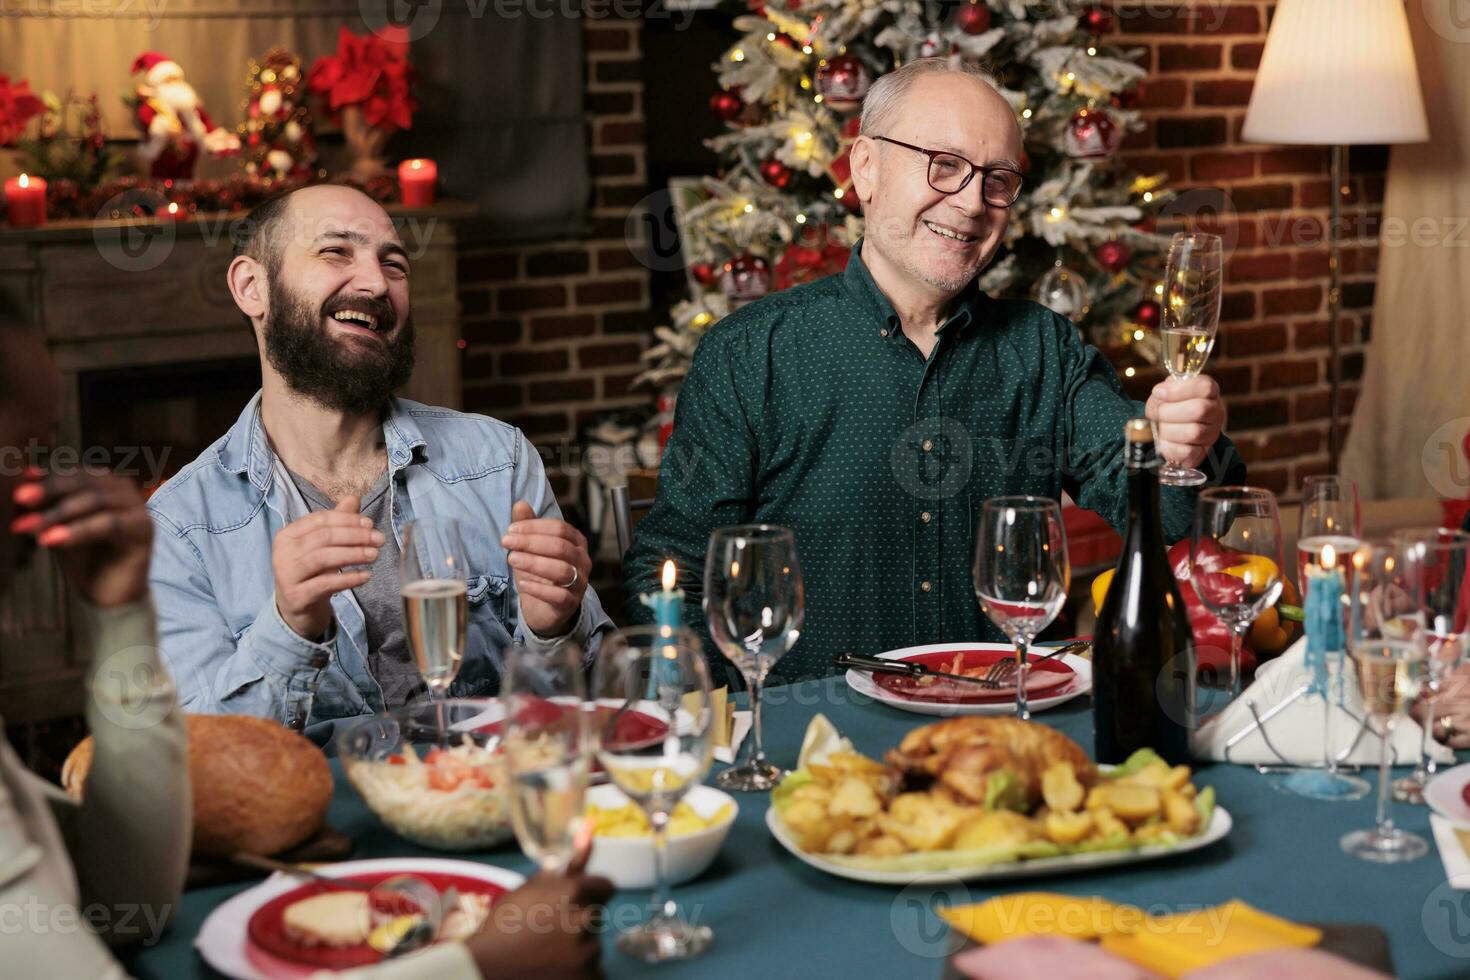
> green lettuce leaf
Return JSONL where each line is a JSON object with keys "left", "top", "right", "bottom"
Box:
{"left": 770, "top": 769, "right": 813, "bottom": 814}
{"left": 1104, "top": 749, "right": 1168, "bottom": 780}
{"left": 984, "top": 770, "right": 1028, "bottom": 812}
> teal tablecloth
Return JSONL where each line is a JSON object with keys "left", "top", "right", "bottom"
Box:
{"left": 125, "top": 677, "right": 1470, "bottom": 979}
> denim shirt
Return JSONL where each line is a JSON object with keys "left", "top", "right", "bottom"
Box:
{"left": 146, "top": 392, "right": 612, "bottom": 743}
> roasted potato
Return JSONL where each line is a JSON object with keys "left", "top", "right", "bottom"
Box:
{"left": 952, "top": 810, "right": 1037, "bottom": 851}
{"left": 1044, "top": 810, "right": 1093, "bottom": 845}
{"left": 1041, "top": 762, "right": 1085, "bottom": 813}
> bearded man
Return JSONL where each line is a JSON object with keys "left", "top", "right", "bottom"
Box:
{"left": 148, "top": 184, "right": 610, "bottom": 740}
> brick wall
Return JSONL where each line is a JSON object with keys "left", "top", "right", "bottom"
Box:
{"left": 1109, "top": 0, "right": 1383, "bottom": 497}
{"left": 456, "top": 19, "right": 652, "bottom": 503}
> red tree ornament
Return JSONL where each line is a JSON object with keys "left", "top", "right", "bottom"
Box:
{"left": 955, "top": 1, "right": 992, "bottom": 35}
{"left": 721, "top": 253, "right": 772, "bottom": 303}
{"left": 760, "top": 157, "right": 793, "bottom": 189}
{"left": 710, "top": 89, "right": 743, "bottom": 121}
{"left": 816, "top": 55, "right": 872, "bottom": 112}
{"left": 1082, "top": 6, "right": 1114, "bottom": 35}
{"left": 1064, "top": 106, "right": 1122, "bottom": 159}
{"left": 1096, "top": 240, "right": 1132, "bottom": 273}
{"left": 1135, "top": 299, "right": 1161, "bottom": 329}
{"left": 690, "top": 262, "right": 718, "bottom": 286}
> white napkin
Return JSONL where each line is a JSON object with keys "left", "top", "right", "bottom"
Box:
{"left": 714, "top": 710, "right": 752, "bottom": 765}
{"left": 1431, "top": 815, "right": 1470, "bottom": 889}
{"left": 1192, "top": 637, "right": 1454, "bottom": 766}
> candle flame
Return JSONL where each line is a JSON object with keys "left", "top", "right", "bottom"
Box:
{"left": 411, "top": 159, "right": 423, "bottom": 170}
{"left": 1321, "top": 543, "right": 1336, "bottom": 569}
{"left": 661, "top": 559, "right": 677, "bottom": 591}
{"left": 167, "top": 202, "right": 180, "bottom": 215}
{"left": 17, "top": 174, "right": 28, "bottom": 188}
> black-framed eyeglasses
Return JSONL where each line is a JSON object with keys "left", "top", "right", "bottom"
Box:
{"left": 873, "top": 136, "right": 1024, "bottom": 208}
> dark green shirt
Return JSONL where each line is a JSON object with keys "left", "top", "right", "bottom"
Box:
{"left": 624, "top": 243, "right": 1244, "bottom": 685}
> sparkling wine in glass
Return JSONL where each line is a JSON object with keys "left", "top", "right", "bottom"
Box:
{"left": 501, "top": 641, "right": 590, "bottom": 874}
{"left": 973, "top": 497, "right": 1070, "bottom": 721}
{"left": 704, "top": 525, "right": 804, "bottom": 792}
{"left": 1343, "top": 541, "right": 1430, "bottom": 863}
{"left": 1390, "top": 527, "right": 1470, "bottom": 804}
{"left": 402, "top": 518, "right": 470, "bottom": 743}
{"left": 1282, "top": 475, "right": 1369, "bottom": 800}
{"left": 593, "top": 627, "right": 716, "bottom": 962}
{"left": 1191, "top": 487, "right": 1285, "bottom": 703}
{"left": 1158, "top": 232, "right": 1223, "bottom": 487}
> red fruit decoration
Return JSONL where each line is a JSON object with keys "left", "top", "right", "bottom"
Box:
{"left": 815, "top": 54, "right": 872, "bottom": 112}
{"left": 710, "top": 89, "right": 743, "bottom": 121}
{"left": 1082, "top": 5, "right": 1114, "bottom": 35}
{"left": 690, "top": 262, "right": 718, "bottom": 286}
{"left": 760, "top": 157, "right": 793, "bottom": 189}
{"left": 955, "top": 1, "right": 992, "bottom": 35}
{"left": 1096, "top": 240, "right": 1132, "bottom": 273}
{"left": 1135, "top": 299, "right": 1161, "bottom": 328}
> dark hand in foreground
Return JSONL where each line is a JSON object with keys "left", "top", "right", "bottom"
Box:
{"left": 466, "top": 869, "right": 614, "bottom": 980}
{"left": 9, "top": 467, "right": 152, "bottom": 608}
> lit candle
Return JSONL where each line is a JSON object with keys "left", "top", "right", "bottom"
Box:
{"left": 397, "top": 158, "right": 438, "bottom": 207}
{"left": 4, "top": 174, "right": 47, "bottom": 227}
{"left": 641, "top": 560, "right": 683, "bottom": 635}
{"left": 1305, "top": 544, "right": 1346, "bottom": 662}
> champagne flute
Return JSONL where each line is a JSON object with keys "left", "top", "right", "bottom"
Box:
{"left": 401, "top": 518, "right": 470, "bottom": 743}
{"left": 500, "top": 641, "right": 590, "bottom": 874}
{"left": 1342, "top": 541, "right": 1430, "bottom": 862}
{"left": 1158, "top": 232, "right": 1223, "bottom": 487}
{"left": 1390, "top": 528, "right": 1470, "bottom": 804}
{"left": 704, "top": 525, "right": 804, "bottom": 792}
{"left": 973, "top": 497, "right": 1070, "bottom": 721}
{"left": 593, "top": 627, "right": 716, "bottom": 962}
{"left": 1191, "top": 487, "right": 1285, "bottom": 702}
{"left": 1283, "top": 476, "right": 1370, "bottom": 800}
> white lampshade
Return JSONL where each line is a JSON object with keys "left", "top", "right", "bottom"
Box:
{"left": 1242, "top": 0, "right": 1428, "bottom": 145}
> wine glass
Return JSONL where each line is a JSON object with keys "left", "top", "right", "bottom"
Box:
{"left": 972, "top": 496, "right": 1070, "bottom": 721}
{"left": 401, "top": 518, "right": 470, "bottom": 742}
{"left": 704, "top": 525, "right": 804, "bottom": 792}
{"left": 1191, "top": 487, "right": 1285, "bottom": 702}
{"left": 1342, "top": 541, "right": 1430, "bottom": 863}
{"left": 500, "top": 641, "right": 590, "bottom": 874}
{"left": 592, "top": 626, "right": 716, "bottom": 962}
{"left": 1390, "top": 528, "right": 1470, "bottom": 804}
{"left": 1158, "top": 232, "right": 1223, "bottom": 487}
{"left": 1282, "top": 476, "right": 1370, "bottom": 800}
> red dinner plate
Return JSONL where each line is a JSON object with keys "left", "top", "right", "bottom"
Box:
{"left": 475, "top": 699, "right": 668, "bottom": 750}
{"left": 247, "top": 871, "right": 508, "bottom": 970}
{"left": 872, "top": 649, "right": 1075, "bottom": 704}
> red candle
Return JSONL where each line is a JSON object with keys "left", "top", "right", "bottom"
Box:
{"left": 398, "top": 158, "right": 437, "bottom": 207}
{"left": 4, "top": 173, "right": 46, "bottom": 227}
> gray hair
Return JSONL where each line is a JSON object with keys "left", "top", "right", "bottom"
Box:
{"left": 859, "top": 58, "right": 1004, "bottom": 137}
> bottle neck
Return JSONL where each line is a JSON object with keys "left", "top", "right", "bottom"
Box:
{"left": 1125, "top": 441, "right": 1164, "bottom": 549}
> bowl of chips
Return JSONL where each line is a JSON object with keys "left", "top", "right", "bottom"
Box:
{"left": 583, "top": 783, "right": 737, "bottom": 889}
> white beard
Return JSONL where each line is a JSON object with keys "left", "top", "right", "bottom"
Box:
{"left": 155, "top": 80, "right": 208, "bottom": 140}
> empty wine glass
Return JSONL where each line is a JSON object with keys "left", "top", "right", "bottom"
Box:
{"left": 1191, "top": 487, "right": 1285, "bottom": 702}
{"left": 704, "top": 525, "right": 804, "bottom": 792}
{"left": 1390, "top": 528, "right": 1470, "bottom": 804}
{"left": 973, "top": 496, "right": 1070, "bottom": 721}
{"left": 401, "top": 518, "right": 470, "bottom": 743}
{"left": 592, "top": 627, "right": 716, "bottom": 962}
{"left": 1158, "top": 232, "right": 1223, "bottom": 487}
{"left": 500, "top": 641, "right": 590, "bottom": 874}
{"left": 1282, "top": 475, "right": 1369, "bottom": 801}
{"left": 1342, "top": 541, "right": 1430, "bottom": 863}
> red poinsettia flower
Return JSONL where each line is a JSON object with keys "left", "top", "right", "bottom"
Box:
{"left": 307, "top": 26, "right": 418, "bottom": 132}
{"left": 0, "top": 74, "right": 46, "bottom": 147}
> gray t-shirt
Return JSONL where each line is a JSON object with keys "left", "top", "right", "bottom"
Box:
{"left": 287, "top": 467, "right": 425, "bottom": 707}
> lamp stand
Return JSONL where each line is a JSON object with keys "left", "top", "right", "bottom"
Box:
{"left": 1327, "top": 143, "right": 1346, "bottom": 473}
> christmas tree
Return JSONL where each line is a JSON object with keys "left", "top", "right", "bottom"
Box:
{"left": 238, "top": 48, "right": 320, "bottom": 185}
{"left": 637, "top": 0, "right": 1174, "bottom": 391}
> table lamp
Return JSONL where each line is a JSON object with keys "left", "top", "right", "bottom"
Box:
{"left": 1242, "top": 0, "right": 1428, "bottom": 471}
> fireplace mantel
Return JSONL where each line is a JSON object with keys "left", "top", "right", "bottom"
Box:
{"left": 0, "top": 201, "right": 469, "bottom": 724}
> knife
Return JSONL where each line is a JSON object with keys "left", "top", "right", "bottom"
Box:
{"left": 832, "top": 652, "right": 1002, "bottom": 688}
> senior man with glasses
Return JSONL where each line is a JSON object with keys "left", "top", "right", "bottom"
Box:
{"left": 625, "top": 59, "right": 1245, "bottom": 684}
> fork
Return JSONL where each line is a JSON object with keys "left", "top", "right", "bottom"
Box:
{"left": 983, "top": 640, "right": 1090, "bottom": 684}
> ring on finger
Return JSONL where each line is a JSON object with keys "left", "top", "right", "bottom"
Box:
{"left": 1439, "top": 714, "right": 1457, "bottom": 738}
{"left": 560, "top": 566, "right": 579, "bottom": 590}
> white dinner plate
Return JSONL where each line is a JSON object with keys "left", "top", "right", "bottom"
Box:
{"left": 765, "top": 802, "right": 1232, "bottom": 886}
{"left": 1425, "top": 762, "right": 1470, "bottom": 829}
{"left": 843, "top": 642, "right": 1093, "bottom": 717}
{"left": 195, "top": 857, "right": 525, "bottom": 980}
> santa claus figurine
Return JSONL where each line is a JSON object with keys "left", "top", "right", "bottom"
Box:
{"left": 130, "top": 51, "right": 241, "bottom": 181}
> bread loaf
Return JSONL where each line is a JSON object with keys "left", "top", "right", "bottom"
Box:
{"left": 62, "top": 714, "right": 333, "bottom": 857}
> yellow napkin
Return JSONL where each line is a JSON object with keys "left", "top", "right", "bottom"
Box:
{"left": 1100, "top": 901, "right": 1320, "bottom": 978}
{"left": 681, "top": 687, "right": 733, "bottom": 747}
{"left": 942, "top": 895, "right": 1319, "bottom": 977}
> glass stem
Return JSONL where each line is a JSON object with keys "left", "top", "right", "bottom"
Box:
{"left": 1228, "top": 625, "right": 1245, "bottom": 700}
{"left": 649, "top": 808, "right": 677, "bottom": 921}
{"left": 1322, "top": 677, "right": 1337, "bottom": 773}
{"left": 1376, "top": 717, "right": 1395, "bottom": 838}
{"left": 1417, "top": 689, "right": 1438, "bottom": 779}
{"left": 1015, "top": 635, "right": 1031, "bottom": 722}
{"left": 434, "top": 689, "right": 448, "bottom": 750}
{"left": 746, "top": 669, "right": 768, "bottom": 767}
